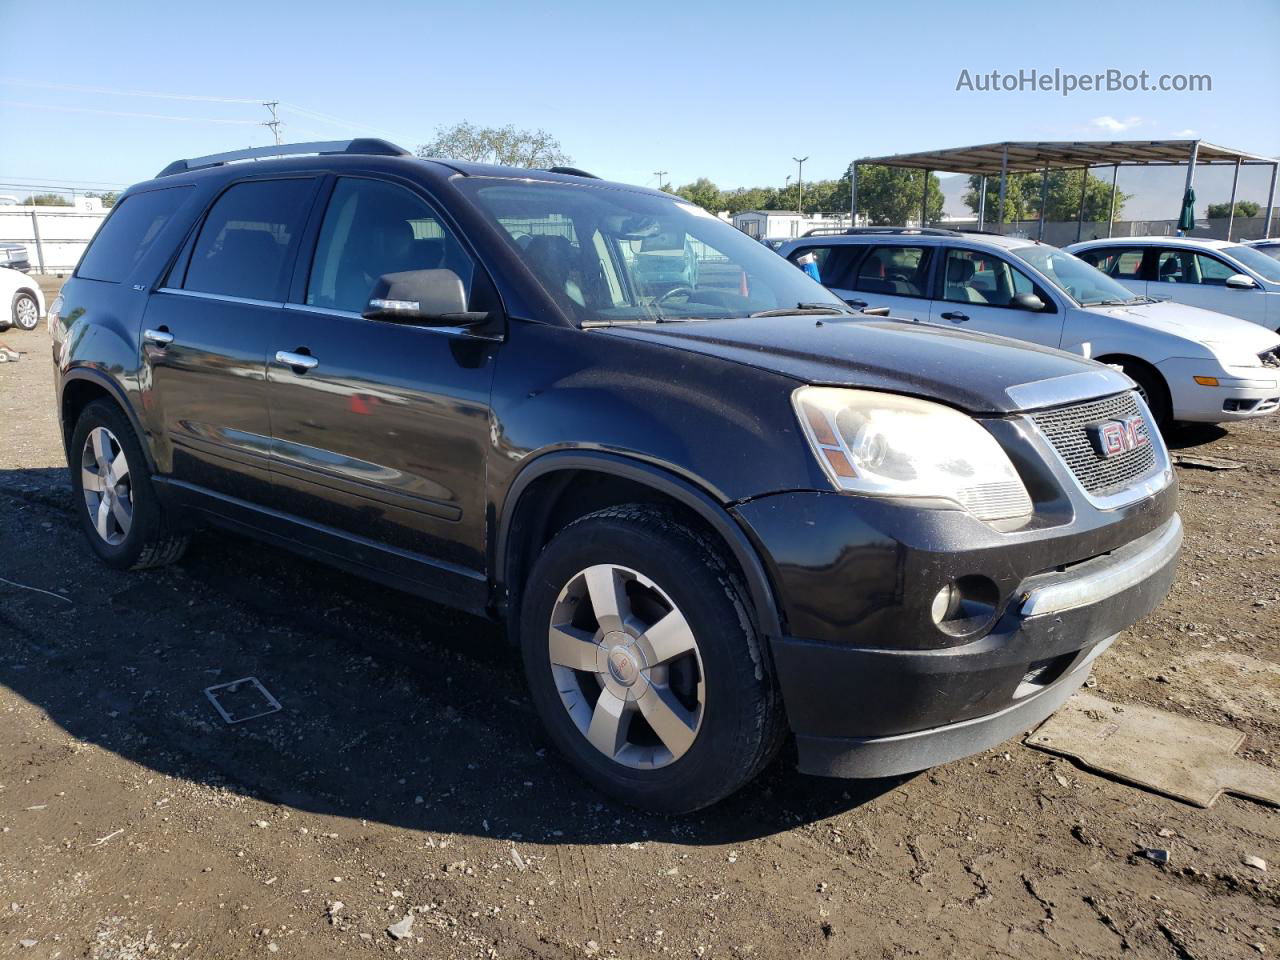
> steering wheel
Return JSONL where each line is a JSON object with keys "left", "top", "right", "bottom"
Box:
{"left": 654, "top": 285, "right": 696, "bottom": 307}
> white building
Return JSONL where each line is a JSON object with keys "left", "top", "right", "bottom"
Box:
{"left": 731, "top": 210, "right": 857, "bottom": 240}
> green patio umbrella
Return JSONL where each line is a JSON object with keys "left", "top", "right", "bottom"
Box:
{"left": 1177, "top": 186, "right": 1196, "bottom": 232}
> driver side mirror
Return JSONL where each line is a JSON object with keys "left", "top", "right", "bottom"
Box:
{"left": 362, "top": 269, "right": 489, "bottom": 326}
{"left": 1225, "top": 273, "right": 1257, "bottom": 290}
{"left": 1011, "top": 292, "right": 1046, "bottom": 312}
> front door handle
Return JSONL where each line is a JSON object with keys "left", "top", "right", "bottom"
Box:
{"left": 275, "top": 350, "right": 319, "bottom": 372}
{"left": 940, "top": 311, "right": 969, "bottom": 322}
{"left": 143, "top": 328, "right": 173, "bottom": 347}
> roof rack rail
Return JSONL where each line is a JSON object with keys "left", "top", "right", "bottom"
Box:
{"left": 545, "top": 166, "right": 600, "bottom": 179}
{"left": 156, "top": 138, "right": 411, "bottom": 178}
{"left": 801, "top": 226, "right": 964, "bottom": 238}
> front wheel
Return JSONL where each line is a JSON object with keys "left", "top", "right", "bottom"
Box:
{"left": 520, "top": 505, "right": 784, "bottom": 814}
{"left": 1112, "top": 361, "right": 1171, "bottom": 429}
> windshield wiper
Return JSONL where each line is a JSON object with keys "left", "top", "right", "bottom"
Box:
{"left": 748, "top": 302, "right": 853, "bottom": 318}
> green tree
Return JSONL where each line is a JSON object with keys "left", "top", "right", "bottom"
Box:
{"left": 1207, "top": 200, "right": 1260, "bottom": 218}
{"left": 965, "top": 170, "right": 1128, "bottom": 223}
{"left": 851, "top": 166, "right": 944, "bottom": 225}
{"left": 416, "top": 121, "right": 571, "bottom": 168}
{"left": 25, "top": 193, "right": 71, "bottom": 206}
{"left": 719, "top": 186, "right": 773, "bottom": 215}
{"left": 85, "top": 191, "right": 118, "bottom": 208}
{"left": 673, "top": 177, "right": 723, "bottom": 212}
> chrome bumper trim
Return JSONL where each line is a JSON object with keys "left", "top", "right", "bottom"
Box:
{"left": 1021, "top": 514, "right": 1183, "bottom": 617}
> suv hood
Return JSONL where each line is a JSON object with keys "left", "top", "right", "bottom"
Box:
{"left": 597, "top": 315, "right": 1132, "bottom": 414}
{"left": 1084, "top": 299, "right": 1280, "bottom": 353}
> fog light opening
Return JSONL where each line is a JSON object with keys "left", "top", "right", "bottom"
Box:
{"left": 931, "top": 575, "right": 1000, "bottom": 638}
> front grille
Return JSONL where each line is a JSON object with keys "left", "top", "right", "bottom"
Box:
{"left": 1031, "top": 391, "right": 1158, "bottom": 496}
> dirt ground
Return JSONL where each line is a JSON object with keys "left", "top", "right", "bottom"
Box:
{"left": 1, "top": 296, "right": 1277, "bottom": 959}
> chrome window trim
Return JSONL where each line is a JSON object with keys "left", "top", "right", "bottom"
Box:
{"left": 155, "top": 287, "right": 284, "bottom": 309}
{"left": 283, "top": 302, "right": 474, "bottom": 337}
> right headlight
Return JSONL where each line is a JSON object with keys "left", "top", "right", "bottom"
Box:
{"left": 793, "top": 387, "right": 1033, "bottom": 522}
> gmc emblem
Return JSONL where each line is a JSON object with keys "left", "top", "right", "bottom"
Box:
{"left": 1086, "top": 415, "right": 1150, "bottom": 459}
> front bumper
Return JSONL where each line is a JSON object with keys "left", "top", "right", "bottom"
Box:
{"left": 734, "top": 486, "right": 1181, "bottom": 777}
{"left": 1159, "top": 358, "right": 1280, "bottom": 422}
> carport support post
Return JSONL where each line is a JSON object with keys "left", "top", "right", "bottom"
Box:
{"left": 921, "top": 169, "right": 930, "bottom": 227}
{"left": 996, "top": 146, "right": 1008, "bottom": 232}
{"left": 1107, "top": 165, "right": 1119, "bottom": 238}
{"left": 1225, "top": 157, "right": 1242, "bottom": 241}
{"left": 848, "top": 162, "right": 858, "bottom": 228}
{"left": 29, "top": 210, "right": 46, "bottom": 275}
{"left": 1037, "top": 166, "right": 1049, "bottom": 241}
{"left": 1075, "top": 167, "right": 1088, "bottom": 243}
{"left": 977, "top": 176, "right": 987, "bottom": 230}
{"left": 1266, "top": 162, "right": 1278, "bottom": 239}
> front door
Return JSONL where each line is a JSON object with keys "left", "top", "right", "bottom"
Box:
{"left": 142, "top": 176, "right": 319, "bottom": 502}
{"left": 1148, "top": 248, "right": 1269, "bottom": 325}
{"left": 929, "top": 247, "right": 1064, "bottom": 348}
{"left": 265, "top": 175, "right": 499, "bottom": 604}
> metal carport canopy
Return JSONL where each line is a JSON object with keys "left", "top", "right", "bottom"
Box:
{"left": 852, "top": 140, "right": 1277, "bottom": 176}
{"left": 847, "top": 139, "right": 1280, "bottom": 241}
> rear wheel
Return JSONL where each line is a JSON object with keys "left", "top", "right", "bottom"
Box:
{"left": 520, "top": 505, "right": 784, "bottom": 813}
{"left": 69, "top": 400, "right": 188, "bottom": 570}
{"left": 11, "top": 291, "right": 39, "bottom": 331}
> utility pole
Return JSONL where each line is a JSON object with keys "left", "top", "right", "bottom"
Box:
{"left": 792, "top": 156, "right": 808, "bottom": 215}
{"left": 262, "top": 101, "right": 283, "bottom": 145}
{"left": 653, "top": 170, "right": 668, "bottom": 190}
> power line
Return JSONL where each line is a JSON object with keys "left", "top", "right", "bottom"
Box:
{"left": 0, "top": 77, "right": 262, "bottom": 104}
{"left": 0, "top": 100, "right": 261, "bottom": 125}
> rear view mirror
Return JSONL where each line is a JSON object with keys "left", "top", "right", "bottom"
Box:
{"left": 1225, "top": 273, "right": 1257, "bottom": 290}
{"left": 362, "top": 269, "right": 488, "bottom": 326}
{"left": 1011, "top": 292, "right": 1046, "bottom": 312}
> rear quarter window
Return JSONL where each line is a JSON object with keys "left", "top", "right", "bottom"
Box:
{"left": 76, "top": 186, "right": 192, "bottom": 283}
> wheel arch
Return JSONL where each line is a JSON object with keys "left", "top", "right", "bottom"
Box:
{"left": 59, "top": 369, "right": 157, "bottom": 473}
{"left": 496, "top": 451, "right": 783, "bottom": 640}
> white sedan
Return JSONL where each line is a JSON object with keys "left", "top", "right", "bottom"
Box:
{"left": 1067, "top": 236, "right": 1280, "bottom": 332}
{"left": 0, "top": 266, "right": 44, "bottom": 331}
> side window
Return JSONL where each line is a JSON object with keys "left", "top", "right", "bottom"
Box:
{"left": 1155, "top": 249, "right": 1193, "bottom": 284}
{"left": 1194, "top": 254, "right": 1237, "bottom": 286}
{"left": 943, "top": 249, "right": 1037, "bottom": 307}
{"left": 787, "top": 245, "right": 857, "bottom": 286}
{"left": 76, "top": 186, "right": 191, "bottom": 283}
{"left": 307, "top": 178, "right": 474, "bottom": 313}
{"left": 852, "top": 245, "right": 932, "bottom": 298}
{"left": 1083, "top": 248, "right": 1145, "bottom": 279}
{"left": 183, "top": 179, "right": 314, "bottom": 301}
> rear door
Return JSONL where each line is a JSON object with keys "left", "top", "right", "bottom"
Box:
{"left": 836, "top": 243, "right": 934, "bottom": 320}
{"left": 1076, "top": 245, "right": 1149, "bottom": 299}
{"left": 929, "top": 247, "right": 1064, "bottom": 347}
{"left": 141, "top": 176, "right": 319, "bottom": 501}
{"left": 263, "top": 175, "right": 500, "bottom": 604}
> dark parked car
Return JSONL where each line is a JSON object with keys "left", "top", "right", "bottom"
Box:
{"left": 50, "top": 140, "right": 1181, "bottom": 812}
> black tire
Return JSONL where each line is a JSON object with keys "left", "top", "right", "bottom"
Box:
{"left": 68, "top": 399, "right": 189, "bottom": 570}
{"left": 1112, "top": 359, "right": 1171, "bottom": 429}
{"left": 11, "top": 291, "right": 40, "bottom": 331}
{"left": 520, "top": 504, "right": 785, "bottom": 814}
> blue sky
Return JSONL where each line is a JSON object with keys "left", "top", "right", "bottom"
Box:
{"left": 1, "top": 0, "right": 1277, "bottom": 200}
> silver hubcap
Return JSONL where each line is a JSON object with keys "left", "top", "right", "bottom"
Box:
{"left": 548, "top": 564, "right": 705, "bottom": 769}
{"left": 80, "top": 427, "right": 133, "bottom": 545}
{"left": 14, "top": 296, "right": 37, "bottom": 330}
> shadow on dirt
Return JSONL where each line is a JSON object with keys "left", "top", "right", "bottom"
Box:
{"left": 0, "top": 466, "right": 903, "bottom": 848}
{"left": 1164, "top": 422, "right": 1228, "bottom": 450}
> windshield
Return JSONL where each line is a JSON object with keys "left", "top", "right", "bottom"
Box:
{"left": 1224, "top": 244, "right": 1280, "bottom": 283}
{"left": 1008, "top": 244, "right": 1138, "bottom": 306}
{"left": 458, "top": 179, "right": 846, "bottom": 324}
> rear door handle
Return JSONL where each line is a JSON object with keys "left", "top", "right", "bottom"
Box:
{"left": 275, "top": 350, "right": 318, "bottom": 372}
{"left": 940, "top": 311, "right": 969, "bottom": 322}
{"left": 143, "top": 328, "right": 173, "bottom": 347}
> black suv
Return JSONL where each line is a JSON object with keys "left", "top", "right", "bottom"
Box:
{"left": 50, "top": 140, "right": 1181, "bottom": 812}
